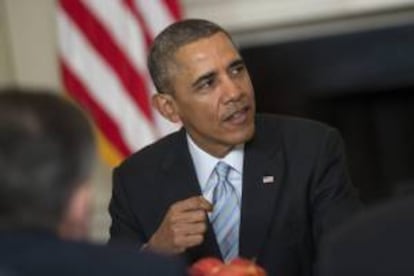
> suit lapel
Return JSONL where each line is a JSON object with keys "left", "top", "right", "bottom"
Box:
{"left": 239, "top": 118, "right": 285, "bottom": 259}
{"left": 159, "top": 129, "right": 222, "bottom": 262}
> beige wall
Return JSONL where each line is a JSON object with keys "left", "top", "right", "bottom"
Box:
{"left": 183, "top": 0, "right": 414, "bottom": 33}
{"left": 182, "top": 0, "right": 414, "bottom": 46}
{"left": 0, "top": 0, "right": 13, "bottom": 86}
{"left": 1, "top": 0, "right": 59, "bottom": 89}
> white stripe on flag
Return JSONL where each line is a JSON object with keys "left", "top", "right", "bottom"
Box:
{"left": 82, "top": 0, "right": 148, "bottom": 76}
{"left": 58, "top": 9, "right": 158, "bottom": 151}
{"left": 134, "top": 0, "right": 176, "bottom": 37}
{"left": 79, "top": 0, "right": 179, "bottom": 138}
{"left": 132, "top": 0, "right": 181, "bottom": 134}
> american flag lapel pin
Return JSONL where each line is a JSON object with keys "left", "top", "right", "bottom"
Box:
{"left": 262, "top": 175, "right": 274, "bottom": 184}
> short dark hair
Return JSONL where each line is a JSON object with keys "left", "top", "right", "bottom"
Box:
{"left": 148, "top": 19, "right": 234, "bottom": 94}
{"left": 0, "top": 88, "right": 95, "bottom": 231}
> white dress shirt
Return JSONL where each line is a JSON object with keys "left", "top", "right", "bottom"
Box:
{"left": 186, "top": 134, "right": 244, "bottom": 205}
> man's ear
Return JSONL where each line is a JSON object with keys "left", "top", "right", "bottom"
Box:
{"left": 152, "top": 93, "right": 181, "bottom": 123}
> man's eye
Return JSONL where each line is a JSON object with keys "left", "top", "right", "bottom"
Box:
{"left": 198, "top": 79, "right": 214, "bottom": 89}
{"left": 230, "top": 65, "right": 244, "bottom": 76}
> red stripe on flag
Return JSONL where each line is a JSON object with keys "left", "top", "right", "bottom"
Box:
{"left": 60, "top": 59, "right": 131, "bottom": 157}
{"left": 123, "top": 0, "right": 153, "bottom": 50}
{"left": 59, "top": 0, "right": 153, "bottom": 122}
{"left": 163, "top": 0, "right": 182, "bottom": 20}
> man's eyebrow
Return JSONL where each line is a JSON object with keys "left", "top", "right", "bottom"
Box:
{"left": 192, "top": 71, "right": 216, "bottom": 88}
{"left": 229, "top": 58, "right": 245, "bottom": 68}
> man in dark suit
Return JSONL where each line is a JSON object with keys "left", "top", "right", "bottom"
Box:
{"left": 0, "top": 89, "right": 185, "bottom": 276}
{"left": 318, "top": 195, "right": 414, "bottom": 276}
{"left": 108, "top": 19, "right": 361, "bottom": 276}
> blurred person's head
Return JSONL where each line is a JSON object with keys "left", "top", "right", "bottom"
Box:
{"left": 0, "top": 88, "right": 96, "bottom": 240}
{"left": 149, "top": 19, "right": 256, "bottom": 157}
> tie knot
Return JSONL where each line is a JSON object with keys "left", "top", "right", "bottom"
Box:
{"left": 215, "top": 161, "right": 231, "bottom": 180}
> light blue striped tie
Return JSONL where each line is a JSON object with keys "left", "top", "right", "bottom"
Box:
{"left": 210, "top": 161, "right": 240, "bottom": 261}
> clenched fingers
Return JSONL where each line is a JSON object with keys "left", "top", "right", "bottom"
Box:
{"left": 170, "top": 209, "right": 207, "bottom": 224}
{"left": 173, "top": 233, "right": 205, "bottom": 249}
{"left": 170, "top": 196, "right": 212, "bottom": 213}
{"left": 171, "top": 221, "right": 208, "bottom": 236}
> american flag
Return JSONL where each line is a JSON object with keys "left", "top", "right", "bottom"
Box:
{"left": 57, "top": 0, "right": 181, "bottom": 166}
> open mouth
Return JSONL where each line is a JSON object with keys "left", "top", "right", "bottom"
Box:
{"left": 223, "top": 105, "right": 250, "bottom": 124}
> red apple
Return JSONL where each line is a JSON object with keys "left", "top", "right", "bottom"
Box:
{"left": 189, "top": 257, "right": 224, "bottom": 276}
{"left": 228, "top": 257, "right": 253, "bottom": 267}
{"left": 214, "top": 264, "right": 247, "bottom": 276}
{"left": 228, "top": 257, "right": 267, "bottom": 276}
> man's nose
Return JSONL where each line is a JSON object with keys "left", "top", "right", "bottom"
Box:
{"left": 221, "top": 76, "right": 242, "bottom": 102}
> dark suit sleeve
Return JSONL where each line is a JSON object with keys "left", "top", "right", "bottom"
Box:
{"left": 310, "top": 128, "right": 362, "bottom": 244}
{"left": 108, "top": 167, "right": 146, "bottom": 247}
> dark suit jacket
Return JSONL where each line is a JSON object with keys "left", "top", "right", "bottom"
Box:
{"left": 0, "top": 230, "right": 185, "bottom": 276}
{"left": 318, "top": 195, "right": 414, "bottom": 276}
{"left": 109, "top": 114, "right": 361, "bottom": 276}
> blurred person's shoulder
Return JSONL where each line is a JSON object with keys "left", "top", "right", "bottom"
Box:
{"left": 318, "top": 195, "right": 414, "bottom": 276}
{"left": 0, "top": 231, "right": 186, "bottom": 276}
{"left": 323, "top": 195, "right": 414, "bottom": 242}
{"left": 83, "top": 241, "right": 187, "bottom": 275}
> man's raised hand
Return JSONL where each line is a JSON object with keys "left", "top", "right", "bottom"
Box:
{"left": 147, "top": 196, "right": 212, "bottom": 254}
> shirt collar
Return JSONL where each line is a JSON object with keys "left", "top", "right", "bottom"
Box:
{"left": 186, "top": 133, "right": 244, "bottom": 186}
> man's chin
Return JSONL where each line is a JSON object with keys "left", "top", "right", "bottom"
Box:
{"left": 227, "top": 124, "right": 255, "bottom": 145}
